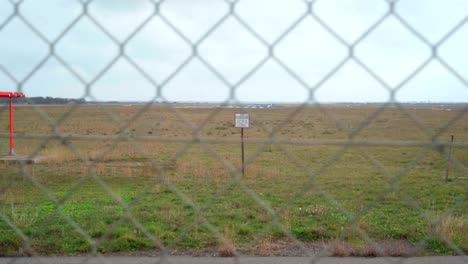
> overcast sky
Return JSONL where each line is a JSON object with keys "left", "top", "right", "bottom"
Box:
{"left": 0, "top": 0, "right": 468, "bottom": 103}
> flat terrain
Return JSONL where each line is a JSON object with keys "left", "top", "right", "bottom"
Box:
{"left": 0, "top": 104, "right": 466, "bottom": 256}
{"left": 1, "top": 256, "right": 467, "bottom": 264}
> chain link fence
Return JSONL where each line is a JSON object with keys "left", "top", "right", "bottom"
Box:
{"left": 0, "top": 0, "right": 467, "bottom": 263}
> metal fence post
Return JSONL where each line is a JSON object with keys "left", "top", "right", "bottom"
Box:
{"left": 445, "top": 135, "right": 454, "bottom": 181}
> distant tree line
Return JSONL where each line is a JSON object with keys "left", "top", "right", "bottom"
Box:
{"left": 0, "top": 97, "right": 86, "bottom": 105}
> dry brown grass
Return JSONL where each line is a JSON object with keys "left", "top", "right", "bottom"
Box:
{"left": 217, "top": 227, "right": 236, "bottom": 257}
{"left": 9, "top": 104, "right": 468, "bottom": 144}
{"left": 217, "top": 244, "right": 236, "bottom": 257}
{"left": 437, "top": 215, "right": 468, "bottom": 247}
{"left": 328, "top": 240, "right": 351, "bottom": 257}
{"left": 327, "top": 240, "right": 419, "bottom": 257}
{"left": 254, "top": 237, "right": 274, "bottom": 256}
{"left": 8, "top": 105, "right": 468, "bottom": 171}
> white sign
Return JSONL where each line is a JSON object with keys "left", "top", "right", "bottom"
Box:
{"left": 235, "top": 113, "right": 250, "bottom": 128}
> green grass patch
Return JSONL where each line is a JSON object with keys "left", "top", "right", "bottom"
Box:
{"left": 0, "top": 105, "right": 467, "bottom": 255}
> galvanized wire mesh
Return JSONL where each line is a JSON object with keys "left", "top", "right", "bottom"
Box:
{"left": 0, "top": 0, "right": 467, "bottom": 263}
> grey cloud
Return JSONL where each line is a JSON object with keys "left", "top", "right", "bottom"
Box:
{"left": 0, "top": 0, "right": 467, "bottom": 102}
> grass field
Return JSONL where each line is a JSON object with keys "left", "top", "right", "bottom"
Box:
{"left": 0, "top": 104, "right": 467, "bottom": 256}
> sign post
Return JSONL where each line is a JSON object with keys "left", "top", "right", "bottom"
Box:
{"left": 235, "top": 113, "right": 250, "bottom": 177}
{"left": 445, "top": 135, "right": 454, "bottom": 181}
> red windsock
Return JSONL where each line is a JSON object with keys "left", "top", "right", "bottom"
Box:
{"left": 0, "top": 92, "right": 25, "bottom": 98}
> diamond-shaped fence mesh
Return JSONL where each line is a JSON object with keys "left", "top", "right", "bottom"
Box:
{"left": 0, "top": 0, "right": 467, "bottom": 263}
